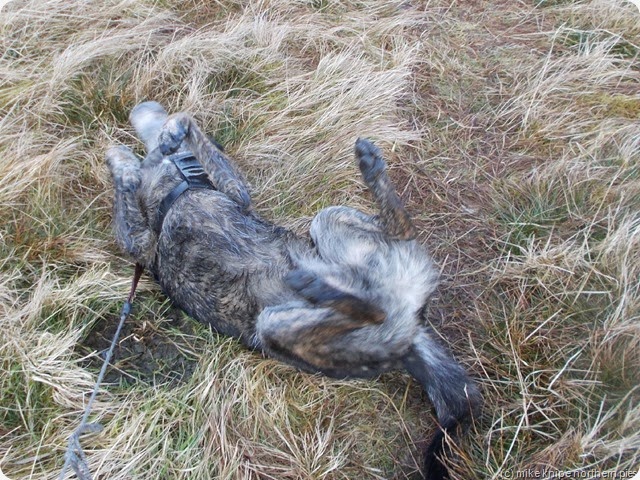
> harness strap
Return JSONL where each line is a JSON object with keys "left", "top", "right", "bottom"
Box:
{"left": 156, "top": 152, "right": 214, "bottom": 232}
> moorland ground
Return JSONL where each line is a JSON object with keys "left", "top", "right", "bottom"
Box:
{"left": 1, "top": 0, "right": 639, "bottom": 478}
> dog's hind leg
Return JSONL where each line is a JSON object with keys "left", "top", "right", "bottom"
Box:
{"left": 355, "top": 138, "right": 416, "bottom": 241}
{"left": 256, "top": 299, "right": 393, "bottom": 375}
{"left": 285, "top": 269, "right": 387, "bottom": 325}
{"left": 105, "top": 146, "right": 155, "bottom": 267}
{"left": 157, "top": 113, "right": 251, "bottom": 211}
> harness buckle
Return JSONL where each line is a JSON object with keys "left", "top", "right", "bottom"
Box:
{"left": 156, "top": 152, "right": 214, "bottom": 232}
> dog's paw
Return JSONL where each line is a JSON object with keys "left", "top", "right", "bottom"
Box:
{"left": 355, "top": 138, "right": 386, "bottom": 183}
{"left": 158, "top": 113, "right": 190, "bottom": 155}
{"left": 106, "top": 145, "right": 136, "bottom": 169}
{"left": 105, "top": 146, "right": 141, "bottom": 191}
{"left": 228, "top": 184, "right": 252, "bottom": 212}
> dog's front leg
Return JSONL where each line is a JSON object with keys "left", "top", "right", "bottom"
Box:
{"left": 106, "top": 146, "right": 155, "bottom": 267}
{"left": 157, "top": 113, "right": 252, "bottom": 211}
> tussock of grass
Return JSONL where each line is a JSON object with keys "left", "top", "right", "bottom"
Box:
{"left": 1, "top": 0, "right": 638, "bottom": 479}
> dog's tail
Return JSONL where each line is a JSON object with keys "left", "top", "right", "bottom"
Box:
{"left": 130, "top": 101, "right": 169, "bottom": 152}
{"left": 402, "top": 327, "right": 481, "bottom": 480}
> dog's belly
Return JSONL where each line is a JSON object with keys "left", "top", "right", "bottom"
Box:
{"left": 153, "top": 191, "right": 295, "bottom": 346}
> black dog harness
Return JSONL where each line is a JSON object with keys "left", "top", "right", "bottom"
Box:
{"left": 157, "top": 152, "right": 215, "bottom": 231}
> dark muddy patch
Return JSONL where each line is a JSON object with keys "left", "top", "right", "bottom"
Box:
{"left": 79, "top": 305, "right": 201, "bottom": 386}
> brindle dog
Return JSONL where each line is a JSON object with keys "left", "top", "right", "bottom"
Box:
{"left": 106, "top": 101, "right": 481, "bottom": 479}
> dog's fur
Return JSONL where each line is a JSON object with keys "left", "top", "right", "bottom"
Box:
{"left": 106, "top": 101, "right": 481, "bottom": 479}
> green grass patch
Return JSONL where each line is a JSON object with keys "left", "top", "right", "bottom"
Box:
{"left": 56, "top": 61, "right": 136, "bottom": 130}
{"left": 560, "top": 29, "right": 639, "bottom": 59}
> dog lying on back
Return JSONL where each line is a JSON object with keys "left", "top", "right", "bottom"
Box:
{"left": 106, "top": 101, "right": 481, "bottom": 479}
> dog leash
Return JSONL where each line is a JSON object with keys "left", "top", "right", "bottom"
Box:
{"left": 58, "top": 262, "right": 144, "bottom": 480}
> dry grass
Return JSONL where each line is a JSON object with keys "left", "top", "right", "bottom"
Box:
{"left": 1, "top": 0, "right": 638, "bottom": 478}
